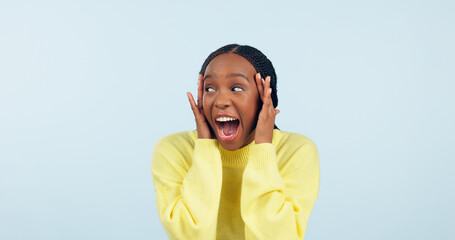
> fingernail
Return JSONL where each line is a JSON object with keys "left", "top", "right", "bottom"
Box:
{"left": 257, "top": 73, "right": 261, "bottom": 78}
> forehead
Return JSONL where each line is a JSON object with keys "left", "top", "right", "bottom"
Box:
{"left": 205, "top": 53, "right": 257, "bottom": 78}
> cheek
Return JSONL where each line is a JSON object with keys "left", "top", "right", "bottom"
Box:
{"left": 202, "top": 96, "right": 212, "bottom": 117}
{"left": 241, "top": 96, "right": 260, "bottom": 123}
{"left": 248, "top": 93, "right": 261, "bottom": 114}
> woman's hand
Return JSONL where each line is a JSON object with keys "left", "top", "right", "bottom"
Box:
{"left": 187, "top": 74, "right": 213, "bottom": 139}
{"left": 255, "top": 73, "right": 280, "bottom": 144}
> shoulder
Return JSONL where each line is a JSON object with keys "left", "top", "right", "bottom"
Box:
{"left": 153, "top": 131, "right": 197, "bottom": 151}
{"left": 273, "top": 130, "right": 317, "bottom": 152}
{"left": 152, "top": 131, "right": 197, "bottom": 165}
{"left": 151, "top": 131, "right": 198, "bottom": 178}
{"left": 272, "top": 130, "right": 319, "bottom": 172}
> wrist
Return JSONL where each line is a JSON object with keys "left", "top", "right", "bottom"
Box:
{"left": 197, "top": 133, "right": 213, "bottom": 139}
{"left": 255, "top": 136, "right": 272, "bottom": 144}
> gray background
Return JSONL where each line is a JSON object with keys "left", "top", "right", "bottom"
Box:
{"left": 1, "top": 0, "right": 454, "bottom": 239}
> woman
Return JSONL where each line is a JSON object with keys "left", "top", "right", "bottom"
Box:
{"left": 151, "top": 44, "right": 319, "bottom": 240}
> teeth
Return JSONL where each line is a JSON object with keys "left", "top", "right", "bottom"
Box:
{"left": 216, "top": 117, "right": 237, "bottom": 122}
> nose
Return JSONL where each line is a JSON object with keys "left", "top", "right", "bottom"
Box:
{"left": 214, "top": 91, "right": 231, "bottom": 109}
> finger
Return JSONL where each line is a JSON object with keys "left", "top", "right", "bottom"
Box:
{"left": 187, "top": 92, "right": 200, "bottom": 116}
{"left": 262, "top": 77, "right": 267, "bottom": 101}
{"left": 256, "top": 73, "right": 265, "bottom": 99}
{"left": 197, "top": 74, "right": 204, "bottom": 109}
{"left": 261, "top": 76, "right": 271, "bottom": 102}
{"left": 265, "top": 77, "right": 273, "bottom": 105}
{"left": 264, "top": 88, "right": 272, "bottom": 107}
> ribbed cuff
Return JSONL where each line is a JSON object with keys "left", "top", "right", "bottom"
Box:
{"left": 193, "top": 139, "right": 221, "bottom": 166}
{"left": 247, "top": 143, "right": 277, "bottom": 169}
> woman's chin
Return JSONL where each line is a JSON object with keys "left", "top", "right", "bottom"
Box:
{"left": 216, "top": 130, "right": 255, "bottom": 151}
{"left": 216, "top": 133, "right": 242, "bottom": 151}
{"left": 218, "top": 140, "right": 243, "bottom": 151}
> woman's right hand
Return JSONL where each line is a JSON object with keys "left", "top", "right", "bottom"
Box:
{"left": 187, "top": 74, "right": 213, "bottom": 139}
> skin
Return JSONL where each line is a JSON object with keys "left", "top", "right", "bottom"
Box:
{"left": 187, "top": 53, "right": 279, "bottom": 151}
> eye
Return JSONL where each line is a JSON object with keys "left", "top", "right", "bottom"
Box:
{"left": 205, "top": 87, "right": 215, "bottom": 92}
{"left": 232, "top": 87, "right": 243, "bottom": 92}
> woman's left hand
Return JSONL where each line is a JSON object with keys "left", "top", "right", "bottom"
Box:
{"left": 254, "top": 73, "right": 280, "bottom": 144}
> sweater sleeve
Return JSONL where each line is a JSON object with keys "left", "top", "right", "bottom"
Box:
{"left": 241, "top": 140, "right": 319, "bottom": 240}
{"left": 151, "top": 136, "right": 223, "bottom": 240}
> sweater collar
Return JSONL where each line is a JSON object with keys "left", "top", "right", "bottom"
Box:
{"left": 217, "top": 129, "right": 280, "bottom": 168}
{"left": 218, "top": 140, "right": 255, "bottom": 168}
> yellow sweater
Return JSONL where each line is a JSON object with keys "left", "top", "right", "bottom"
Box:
{"left": 151, "top": 129, "right": 319, "bottom": 240}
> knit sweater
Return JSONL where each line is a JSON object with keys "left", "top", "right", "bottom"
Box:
{"left": 151, "top": 129, "right": 319, "bottom": 240}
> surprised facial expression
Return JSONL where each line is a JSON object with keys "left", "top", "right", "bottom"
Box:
{"left": 203, "top": 53, "right": 260, "bottom": 151}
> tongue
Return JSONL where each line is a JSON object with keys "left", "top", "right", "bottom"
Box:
{"left": 222, "top": 121, "right": 239, "bottom": 136}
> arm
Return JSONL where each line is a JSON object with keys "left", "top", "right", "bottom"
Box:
{"left": 241, "top": 140, "right": 319, "bottom": 240}
{"left": 151, "top": 136, "right": 222, "bottom": 240}
{"left": 151, "top": 74, "right": 222, "bottom": 239}
{"left": 242, "top": 74, "right": 319, "bottom": 239}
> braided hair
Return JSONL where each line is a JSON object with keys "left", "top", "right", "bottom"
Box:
{"left": 199, "top": 44, "right": 279, "bottom": 129}
{"left": 199, "top": 44, "right": 278, "bottom": 108}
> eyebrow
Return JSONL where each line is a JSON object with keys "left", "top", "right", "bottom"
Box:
{"left": 203, "top": 74, "right": 216, "bottom": 81}
{"left": 203, "top": 73, "right": 249, "bottom": 82}
{"left": 227, "top": 73, "right": 249, "bottom": 82}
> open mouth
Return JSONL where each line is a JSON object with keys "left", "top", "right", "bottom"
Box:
{"left": 215, "top": 117, "right": 240, "bottom": 141}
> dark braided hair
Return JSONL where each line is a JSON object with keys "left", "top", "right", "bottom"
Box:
{"left": 199, "top": 44, "right": 279, "bottom": 129}
{"left": 199, "top": 44, "right": 278, "bottom": 108}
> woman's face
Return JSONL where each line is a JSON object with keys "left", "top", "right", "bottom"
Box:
{"left": 203, "top": 53, "right": 260, "bottom": 151}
